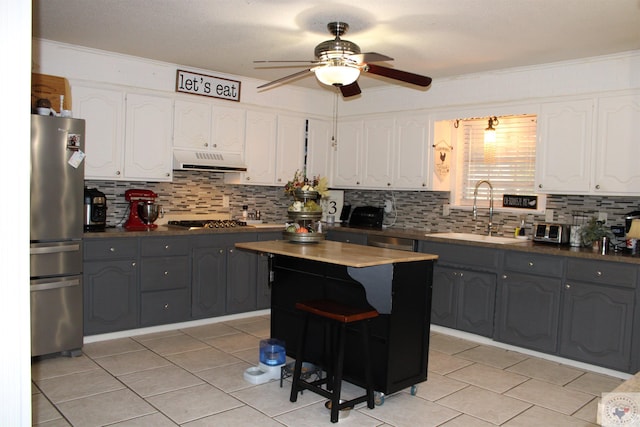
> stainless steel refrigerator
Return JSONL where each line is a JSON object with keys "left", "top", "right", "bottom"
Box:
{"left": 30, "top": 114, "right": 85, "bottom": 357}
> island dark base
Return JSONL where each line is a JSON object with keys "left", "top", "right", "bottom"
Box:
{"left": 270, "top": 255, "right": 433, "bottom": 395}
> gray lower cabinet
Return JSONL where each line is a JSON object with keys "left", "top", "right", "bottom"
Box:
{"left": 83, "top": 238, "right": 139, "bottom": 335}
{"left": 326, "top": 230, "right": 368, "bottom": 245}
{"left": 139, "top": 237, "right": 191, "bottom": 327}
{"left": 226, "top": 233, "right": 259, "bottom": 314}
{"left": 420, "top": 241, "right": 499, "bottom": 337}
{"left": 191, "top": 237, "right": 227, "bottom": 318}
{"left": 495, "top": 252, "right": 563, "bottom": 353}
{"left": 560, "top": 259, "right": 637, "bottom": 371}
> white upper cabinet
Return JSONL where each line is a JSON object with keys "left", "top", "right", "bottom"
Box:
{"left": 332, "top": 119, "right": 363, "bottom": 187}
{"left": 536, "top": 99, "right": 594, "bottom": 194}
{"left": 174, "top": 99, "right": 245, "bottom": 154}
{"left": 305, "top": 118, "right": 333, "bottom": 182}
{"left": 536, "top": 91, "right": 640, "bottom": 195}
{"left": 362, "top": 117, "right": 395, "bottom": 188}
{"left": 239, "top": 109, "right": 278, "bottom": 185}
{"left": 394, "top": 114, "right": 431, "bottom": 189}
{"left": 593, "top": 92, "right": 640, "bottom": 194}
{"left": 74, "top": 85, "right": 126, "bottom": 180}
{"left": 275, "top": 114, "right": 306, "bottom": 185}
{"left": 124, "top": 93, "right": 174, "bottom": 181}
{"left": 73, "top": 84, "right": 173, "bottom": 182}
{"left": 332, "top": 113, "right": 433, "bottom": 190}
{"left": 173, "top": 99, "right": 211, "bottom": 150}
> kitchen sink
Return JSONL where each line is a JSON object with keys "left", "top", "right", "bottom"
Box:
{"left": 424, "top": 232, "right": 529, "bottom": 245}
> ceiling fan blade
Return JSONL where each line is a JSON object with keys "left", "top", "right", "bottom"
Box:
{"left": 257, "top": 68, "right": 313, "bottom": 89}
{"left": 365, "top": 63, "right": 432, "bottom": 87}
{"left": 349, "top": 52, "right": 393, "bottom": 64}
{"left": 339, "top": 81, "right": 361, "bottom": 97}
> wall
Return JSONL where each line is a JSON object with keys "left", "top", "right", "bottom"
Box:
{"left": 40, "top": 40, "right": 640, "bottom": 245}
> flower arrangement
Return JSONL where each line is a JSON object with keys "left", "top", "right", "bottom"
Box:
{"left": 283, "top": 170, "right": 329, "bottom": 198}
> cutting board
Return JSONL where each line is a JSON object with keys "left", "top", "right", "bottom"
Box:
{"left": 249, "top": 223, "right": 285, "bottom": 228}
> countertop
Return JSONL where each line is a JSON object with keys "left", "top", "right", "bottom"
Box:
{"left": 235, "top": 240, "right": 438, "bottom": 268}
{"left": 83, "top": 224, "right": 640, "bottom": 265}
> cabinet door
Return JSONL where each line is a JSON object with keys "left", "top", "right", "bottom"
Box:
{"left": 191, "top": 246, "right": 226, "bottom": 318}
{"left": 226, "top": 245, "right": 257, "bottom": 314}
{"left": 495, "top": 272, "right": 561, "bottom": 353}
{"left": 83, "top": 260, "right": 138, "bottom": 335}
{"left": 243, "top": 109, "right": 277, "bottom": 184}
{"left": 362, "top": 117, "right": 395, "bottom": 188}
{"left": 124, "top": 93, "right": 174, "bottom": 181}
{"left": 275, "top": 114, "right": 306, "bottom": 185}
{"left": 560, "top": 282, "right": 634, "bottom": 371}
{"left": 536, "top": 99, "right": 594, "bottom": 193}
{"left": 430, "top": 265, "right": 458, "bottom": 328}
{"left": 333, "top": 119, "right": 363, "bottom": 187}
{"left": 394, "top": 114, "right": 430, "bottom": 189}
{"left": 457, "top": 270, "right": 496, "bottom": 337}
{"left": 73, "top": 85, "right": 125, "bottom": 179}
{"left": 593, "top": 92, "right": 640, "bottom": 194}
{"left": 173, "top": 99, "right": 212, "bottom": 150}
{"left": 212, "top": 104, "right": 245, "bottom": 153}
{"left": 306, "top": 118, "right": 333, "bottom": 181}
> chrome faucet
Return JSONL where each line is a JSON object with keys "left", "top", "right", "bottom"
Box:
{"left": 473, "top": 180, "right": 494, "bottom": 236}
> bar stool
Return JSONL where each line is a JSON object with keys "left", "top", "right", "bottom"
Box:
{"left": 289, "top": 298, "right": 379, "bottom": 423}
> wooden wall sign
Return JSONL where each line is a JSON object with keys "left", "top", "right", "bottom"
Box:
{"left": 176, "top": 69, "right": 241, "bottom": 102}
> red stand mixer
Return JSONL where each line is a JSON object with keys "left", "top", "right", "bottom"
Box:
{"left": 124, "top": 189, "right": 161, "bottom": 231}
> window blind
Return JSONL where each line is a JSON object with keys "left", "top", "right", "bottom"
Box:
{"left": 459, "top": 115, "right": 537, "bottom": 206}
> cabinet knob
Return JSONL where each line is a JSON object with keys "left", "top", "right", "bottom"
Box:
{"left": 131, "top": 262, "right": 136, "bottom": 267}
{"left": 356, "top": 181, "right": 360, "bottom": 185}
{"left": 246, "top": 176, "right": 251, "bottom": 181}
{"left": 229, "top": 249, "right": 234, "bottom": 253}
{"left": 596, "top": 271, "right": 602, "bottom": 277}
{"left": 213, "top": 144, "right": 217, "bottom": 148}
{"left": 165, "top": 245, "right": 170, "bottom": 250}
{"left": 204, "top": 143, "right": 209, "bottom": 147}
{"left": 219, "top": 249, "right": 224, "bottom": 254}
{"left": 595, "top": 184, "right": 601, "bottom": 189}
{"left": 387, "top": 182, "right": 391, "bottom": 186}
{"left": 116, "top": 170, "right": 121, "bottom": 176}
{"left": 422, "top": 183, "right": 426, "bottom": 187}
{"left": 166, "top": 173, "right": 170, "bottom": 177}
{"left": 528, "top": 261, "right": 534, "bottom": 267}
{"left": 565, "top": 284, "right": 571, "bottom": 289}
{"left": 459, "top": 272, "right": 464, "bottom": 277}
{"left": 163, "top": 303, "right": 169, "bottom": 310}
{"left": 502, "top": 275, "right": 508, "bottom": 279}
{"left": 164, "top": 271, "right": 169, "bottom": 275}
{"left": 277, "top": 178, "right": 282, "bottom": 182}
{"left": 538, "top": 184, "right": 543, "bottom": 188}
{"left": 109, "top": 247, "right": 116, "bottom": 252}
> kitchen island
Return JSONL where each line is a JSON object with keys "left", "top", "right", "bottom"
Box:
{"left": 235, "top": 240, "right": 438, "bottom": 395}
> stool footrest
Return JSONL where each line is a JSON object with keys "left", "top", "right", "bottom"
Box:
{"left": 295, "top": 299, "right": 379, "bottom": 323}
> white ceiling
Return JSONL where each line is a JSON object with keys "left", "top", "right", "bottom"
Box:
{"left": 33, "top": 0, "right": 640, "bottom": 93}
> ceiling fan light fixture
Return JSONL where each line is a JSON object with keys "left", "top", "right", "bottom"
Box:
{"left": 315, "top": 65, "right": 360, "bottom": 87}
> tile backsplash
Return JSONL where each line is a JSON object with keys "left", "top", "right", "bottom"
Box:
{"left": 87, "top": 171, "right": 640, "bottom": 240}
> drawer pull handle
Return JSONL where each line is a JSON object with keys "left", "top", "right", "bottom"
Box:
{"left": 528, "top": 262, "right": 534, "bottom": 267}
{"left": 163, "top": 304, "right": 169, "bottom": 310}
{"left": 164, "top": 271, "right": 169, "bottom": 275}
{"left": 110, "top": 247, "right": 116, "bottom": 252}
{"left": 596, "top": 271, "right": 602, "bottom": 277}
{"left": 565, "top": 284, "right": 571, "bottom": 289}
{"left": 165, "top": 245, "right": 170, "bottom": 250}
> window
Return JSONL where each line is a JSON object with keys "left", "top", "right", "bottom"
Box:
{"left": 453, "top": 115, "right": 538, "bottom": 208}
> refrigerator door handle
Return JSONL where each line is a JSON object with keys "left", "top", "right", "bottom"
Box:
{"left": 30, "top": 243, "right": 81, "bottom": 255}
{"left": 31, "top": 278, "right": 81, "bottom": 292}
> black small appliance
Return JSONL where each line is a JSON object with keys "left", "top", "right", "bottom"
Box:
{"left": 84, "top": 187, "right": 107, "bottom": 231}
{"left": 349, "top": 206, "right": 384, "bottom": 229}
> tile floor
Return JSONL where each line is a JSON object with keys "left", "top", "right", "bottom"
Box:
{"left": 31, "top": 314, "right": 624, "bottom": 426}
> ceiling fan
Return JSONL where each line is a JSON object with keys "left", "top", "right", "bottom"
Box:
{"left": 255, "top": 22, "right": 432, "bottom": 97}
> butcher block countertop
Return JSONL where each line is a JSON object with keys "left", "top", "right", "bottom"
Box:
{"left": 235, "top": 239, "right": 438, "bottom": 268}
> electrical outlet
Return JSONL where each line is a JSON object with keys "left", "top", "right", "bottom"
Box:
{"left": 443, "top": 204, "right": 450, "bottom": 216}
{"left": 384, "top": 200, "right": 393, "bottom": 213}
{"left": 545, "top": 209, "right": 554, "bottom": 222}
{"left": 598, "top": 212, "right": 608, "bottom": 224}
{"left": 222, "top": 195, "right": 229, "bottom": 208}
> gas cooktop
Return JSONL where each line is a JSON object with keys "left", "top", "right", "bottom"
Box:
{"left": 167, "top": 219, "right": 246, "bottom": 229}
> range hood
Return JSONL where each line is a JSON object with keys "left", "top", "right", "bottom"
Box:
{"left": 173, "top": 149, "right": 247, "bottom": 172}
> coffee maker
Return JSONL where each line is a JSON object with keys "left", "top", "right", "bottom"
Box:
{"left": 124, "top": 189, "right": 161, "bottom": 231}
{"left": 84, "top": 187, "right": 107, "bottom": 231}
